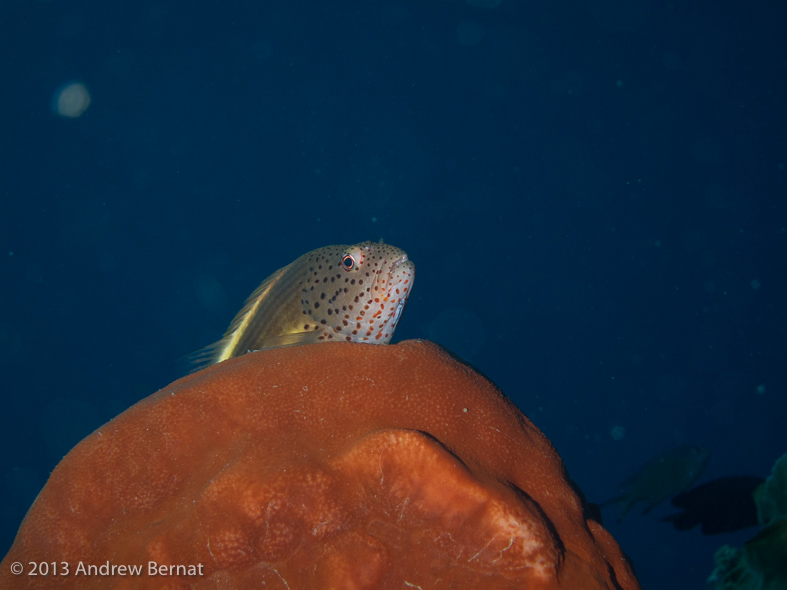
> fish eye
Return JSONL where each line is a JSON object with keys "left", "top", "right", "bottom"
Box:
{"left": 341, "top": 254, "right": 356, "bottom": 271}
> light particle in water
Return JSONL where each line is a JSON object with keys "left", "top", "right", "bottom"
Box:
{"left": 610, "top": 426, "right": 625, "bottom": 441}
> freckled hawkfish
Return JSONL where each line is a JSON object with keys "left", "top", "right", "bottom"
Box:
{"left": 197, "top": 241, "right": 415, "bottom": 367}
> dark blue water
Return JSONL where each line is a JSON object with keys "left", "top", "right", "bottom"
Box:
{"left": 1, "top": 1, "right": 785, "bottom": 587}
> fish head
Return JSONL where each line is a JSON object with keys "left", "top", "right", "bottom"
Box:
{"left": 301, "top": 241, "right": 415, "bottom": 344}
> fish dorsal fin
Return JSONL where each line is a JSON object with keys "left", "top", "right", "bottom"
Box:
{"left": 190, "top": 264, "right": 290, "bottom": 370}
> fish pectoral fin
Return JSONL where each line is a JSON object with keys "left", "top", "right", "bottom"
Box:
{"left": 190, "top": 330, "right": 328, "bottom": 371}
{"left": 259, "top": 331, "right": 329, "bottom": 349}
{"left": 186, "top": 265, "right": 293, "bottom": 372}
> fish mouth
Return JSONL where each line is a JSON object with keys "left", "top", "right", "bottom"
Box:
{"left": 376, "top": 253, "right": 415, "bottom": 337}
{"left": 383, "top": 255, "right": 415, "bottom": 305}
{"left": 385, "top": 256, "right": 415, "bottom": 292}
{"left": 390, "top": 298, "right": 406, "bottom": 330}
{"left": 389, "top": 254, "right": 409, "bottom": 273}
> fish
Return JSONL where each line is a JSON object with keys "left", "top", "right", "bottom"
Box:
{"left": 197, "top": 241, "right": 415, "bottom": 367}
{"left": 662, "top": 475, "right": 764, "bottom": 535}
{"left": 600, "top": 445, "right": 711, "bottom": 522}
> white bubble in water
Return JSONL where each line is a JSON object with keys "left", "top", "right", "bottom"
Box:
{"left": 610, "top": 425, "right": 625, "bottom": 441}
{"left": 53, "top": 82, "right": 91, "bottom": 118}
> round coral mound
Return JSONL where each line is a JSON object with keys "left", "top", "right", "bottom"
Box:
{"left": 1, "top": 340, "right": 639, "bottom": 589}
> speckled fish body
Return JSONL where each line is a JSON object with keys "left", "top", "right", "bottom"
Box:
{"left": 200, "top": 241, "right": 415, "bottom": 366}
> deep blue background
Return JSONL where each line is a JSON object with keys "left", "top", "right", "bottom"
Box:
{"left": 1, "top": 0, "right": 785, "bottom": 587}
